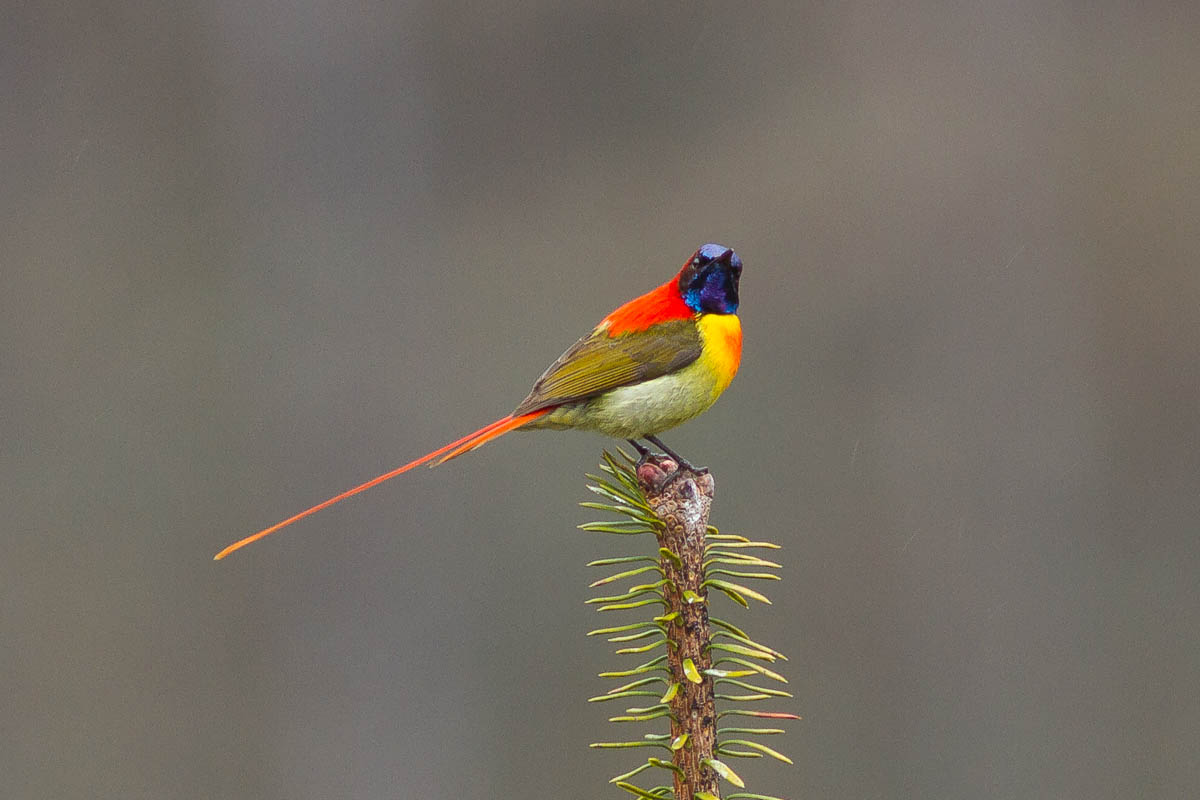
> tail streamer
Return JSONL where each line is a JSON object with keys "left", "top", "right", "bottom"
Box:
{"left": 214, "top": 408, "right": 551, "bottom": 560}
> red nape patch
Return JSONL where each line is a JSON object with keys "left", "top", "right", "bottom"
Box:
{"left": 600, "top": 281, "right": 694, "bottom": 336}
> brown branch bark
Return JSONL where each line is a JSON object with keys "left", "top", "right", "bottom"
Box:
{"left": 636, "top": 457, "right": 719, "bottom": 800}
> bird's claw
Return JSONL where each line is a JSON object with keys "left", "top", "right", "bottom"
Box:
{"left": 635, "top": 455, "right": 677, "bottom": 490}
{"left": 628, "top": 437, "right": 705, "bottom": 484}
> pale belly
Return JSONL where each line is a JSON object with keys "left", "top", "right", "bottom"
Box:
{"left": 526, "top": 357, "right": 725, "bottom": 439}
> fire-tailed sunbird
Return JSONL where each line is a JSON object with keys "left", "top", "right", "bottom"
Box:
{"left": 214, "top": 243, "right": 742, "bottom": 560}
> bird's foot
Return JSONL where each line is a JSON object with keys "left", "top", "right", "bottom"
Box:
{"left": 626, "top": 439, "right": 652, "bottom": 463}
{"left": 633, "top": 452, "right": 716, "bottom": 502}
{"left": 635, "top": 454, "right": 680, "bottom": 492}
{"left": 629, "top": 436, "right": 708, "bottom": 491}
{"left": 645, "top": 435, "right": 707, "bottom": 475}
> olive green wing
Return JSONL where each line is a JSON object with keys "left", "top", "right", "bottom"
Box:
{"left": 512, "top": 318, "right": 702, "bottom": 415}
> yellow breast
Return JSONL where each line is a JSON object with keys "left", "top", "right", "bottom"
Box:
{"left": 696, "top": 313, "right": 742, "bottom": 399}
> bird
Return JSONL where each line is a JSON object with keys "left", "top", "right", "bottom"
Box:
{"left": 214, "top": 243, "right": 743, "bottom": 560}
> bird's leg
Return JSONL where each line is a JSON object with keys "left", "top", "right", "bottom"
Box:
{"left": 645, "top": 435, "right": 706, "bottom": 474}
{"left": 627, "top": 438, "right": 652, "bottom": 466}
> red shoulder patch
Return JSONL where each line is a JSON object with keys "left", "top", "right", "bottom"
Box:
{"left": 600, "top": 281, "right": 694, "bottom": 336}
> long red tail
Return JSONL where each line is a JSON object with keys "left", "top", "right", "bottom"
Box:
{"left": 213, "top": 408, "right": 551, "bottom": 560}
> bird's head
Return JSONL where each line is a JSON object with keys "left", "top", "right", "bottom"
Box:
{"left": 677, "top": 243, "right": 741, "bottom": 314}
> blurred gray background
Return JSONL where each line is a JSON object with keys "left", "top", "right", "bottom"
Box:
{"left": 4, "top": 2, "right": 1199, "bottom": 798}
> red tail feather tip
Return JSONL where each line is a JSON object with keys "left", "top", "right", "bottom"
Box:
{"left": 213, "top": 409, "right": 550, "bottom": 560}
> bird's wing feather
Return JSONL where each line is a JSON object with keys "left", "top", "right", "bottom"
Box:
{"left": 512, "top": 318, "right": 702, "bottom": 414}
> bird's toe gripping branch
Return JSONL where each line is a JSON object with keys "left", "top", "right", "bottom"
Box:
{"left": 634, "top": 455, "right": 680, "bottom": 493}
{"left": 644, "top": 435, "right": 706, "bottom": 476}
{"left": 626, "top": 437, "right": 707, "bottom": 481}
